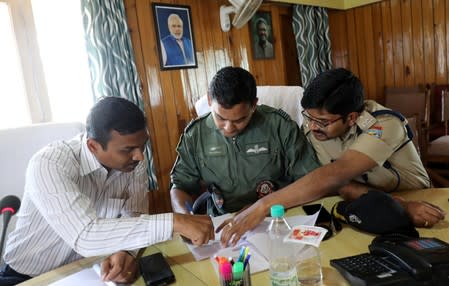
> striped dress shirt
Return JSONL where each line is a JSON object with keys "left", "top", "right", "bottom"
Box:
{"left": 3, "top": 134, "right": 173, "bottom": 276}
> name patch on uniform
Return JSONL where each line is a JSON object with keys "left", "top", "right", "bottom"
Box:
{"left": 366, "top": 125, "right": 383, "bottom": 139}
{"left": 245, "top": 142, "right": 269, "bottom": 155}
{"left": 206, "top": 145, "right": 226, "bottom": 156}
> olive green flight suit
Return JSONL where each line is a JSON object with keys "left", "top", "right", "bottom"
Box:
{"left": 171, "top": 105, "right": 320, "bottom": 212}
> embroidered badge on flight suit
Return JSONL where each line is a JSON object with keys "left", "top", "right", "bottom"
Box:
{"left": 366, "top": 125, "right": 383, "bottom": 139}
{"left": 245, "top": 142, "right": 269, "bottom": 155}
{"left": 256, "top": 180, "right": 275, "bottom": 198}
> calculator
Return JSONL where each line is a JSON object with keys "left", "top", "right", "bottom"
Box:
{"left": 330, "top": 253, "right": 417, "bottom": 286}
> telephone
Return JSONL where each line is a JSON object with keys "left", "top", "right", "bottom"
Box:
{"left": 330, "top": 234, "right": 449, "bottom": 285}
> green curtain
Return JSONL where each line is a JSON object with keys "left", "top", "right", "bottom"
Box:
{"left": 292, "top": 5, "right": 333, "bottom": 87}
{"left": 81, "top": 0, "right": 158, "bottom": 189}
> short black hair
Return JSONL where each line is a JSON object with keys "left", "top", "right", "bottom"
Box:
{"left": 86, "top": 97, "right": 146, "bottom": 149}
{"left": 208, "top": 66, "right": 257, "bottom": 108}
{"left": 301, "top": 68, "right": 365, "bottom": 117}
{"left": 256, "top": 18, "right": 268, "bottom": 28}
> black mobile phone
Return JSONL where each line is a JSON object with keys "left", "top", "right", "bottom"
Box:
{"left": 303, "top": 203, "right": 332, "bottom": 224}
{"left": 139, "top": 252, "right": 175, "bottom": 286}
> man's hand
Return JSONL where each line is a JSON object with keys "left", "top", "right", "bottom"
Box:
{"left": 218, "top": 200, "right": 268, "bottom": 247}
{"left": 402, "top": 200, "right": 446, "bottom": 228}
{"left": 173, "top": 213, "right": 214, "bottom": 245}
{"left": 101, "top": 251, "right": 138, "bottom": 283}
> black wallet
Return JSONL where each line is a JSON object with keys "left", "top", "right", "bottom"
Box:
{"left": 139, "top": 252, "right": 176, "bottom": 286}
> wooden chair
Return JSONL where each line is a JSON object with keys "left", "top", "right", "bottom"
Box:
{"left": 384, "top": 86, "right": 431, "bottom": 162}
{"left": 429, "top": 84, "right": 449, "bottom": 140}
{"left": 406, "top": 114, "right": 449, "bottom": 187}
{"left": 419, "top": 85, "right": 449, "bottom": 186}
{"left": 427, "top": 90, "right": 449, "bottom": 164}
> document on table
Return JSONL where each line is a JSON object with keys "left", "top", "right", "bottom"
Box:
{"left": 48, "top": 264, "right": 126, "bottom": 286}
{"left": 185, "top": 210, "right": 320, "bottom": 274}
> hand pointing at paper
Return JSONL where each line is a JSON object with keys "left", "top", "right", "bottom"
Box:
{"left": 219, "top": 200, "right": 269, "bottom": 247}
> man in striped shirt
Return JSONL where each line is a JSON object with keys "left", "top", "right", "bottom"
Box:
{"left": 0, "top": 97, "right": 214, "bottom": 285}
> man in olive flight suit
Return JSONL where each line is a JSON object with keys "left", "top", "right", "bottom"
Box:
{"left": 170, "top": 66, "right": 320, "bottom": 215}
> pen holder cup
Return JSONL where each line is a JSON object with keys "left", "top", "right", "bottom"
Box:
{"left": 219, "top": 262, "right": 251, "bottom": 286}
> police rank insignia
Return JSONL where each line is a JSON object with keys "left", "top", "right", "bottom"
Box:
{"left": 366, "top": 125, "right": 383, "bottom": 138}
{"left": 256, "top": 180, "right": 275, "bottom": 198}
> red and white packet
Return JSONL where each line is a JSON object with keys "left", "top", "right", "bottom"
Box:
{"left": 283, "top": 225, "right": 328, "bottom": 247}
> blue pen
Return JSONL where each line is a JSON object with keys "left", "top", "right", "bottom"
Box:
{"left": 243, "top": 253, "right": 251, "bottom": 270}
{"left": 184, "top": 201, "right": 194, "bottom": 214}
{"left": 237, "top": 246, "right": 246, "bottom": 262}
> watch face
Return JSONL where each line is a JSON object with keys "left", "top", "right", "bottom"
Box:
{"left": 404, "top": 238, "right": 446, "bottom": 251}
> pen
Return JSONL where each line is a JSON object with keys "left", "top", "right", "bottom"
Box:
{"left": 232, "top": 261, "right": 244, "bottom": 285}
{"left": 242, "top": 247, "right": 249, "bottom": 262}
{"left": 243, "top": 253, "right": 251, "bottom": 270}
{"left": 219, "top": 261, "right": 232, "bottom": 286}
{"left": 237, "top": 246, "right": 246, "bottom": 262}
{"left": 184, "top": 201, "right": 194, "bottom": 215}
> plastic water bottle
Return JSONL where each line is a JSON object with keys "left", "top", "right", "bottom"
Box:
{"left": 268, "top": 204, "right": 298, "bottom": 286}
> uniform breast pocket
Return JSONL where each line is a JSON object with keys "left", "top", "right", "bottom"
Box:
{"left": 98, "top": 198, "right": 125, "bottom": 218}
{"left": 198, "top": 154, "right": 231, "bottom": 184}
{"left": 244, "top": 149, "right": 282, "bottom": 181}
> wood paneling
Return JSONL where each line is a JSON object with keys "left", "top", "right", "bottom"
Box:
{"left": 328, "top": 0, "right": 449, "bottom": 103}
{"left": 128, "top": 0, "right": 449, "bottom": 213}
{"left": 125, "top": 0, "right": 295, "bottom": 212}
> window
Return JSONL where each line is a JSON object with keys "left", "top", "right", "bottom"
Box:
{"left": 0, "top": 0, "right": 93, "bottom": 129}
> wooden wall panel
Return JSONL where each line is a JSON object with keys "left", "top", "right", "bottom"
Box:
{"left": 328, "top": 0, "right": 449, "bottom": 103}
{"left": 380, "top": 0, "right": 394, "bottom": 90}
{"left": 401, "top": 0, "right": 414, "bottom": 87}
{"left": 372, "top": 3, "right": 384, "bottom": 97}
{"left": 434, "top": 0, "right": 447, "bottom": 83}
{"left": 328, "top": 10, "right": 348, "bottom": 68}
{"left": 125, "top": 0, "right": 295, "bottom": 212}
{"left": 411, "top": 0, "right": 425, "bottom": 86}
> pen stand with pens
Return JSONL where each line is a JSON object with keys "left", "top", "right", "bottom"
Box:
{"left": 219, "top": 261, "right": 251, "bottom": 286}
{"left": 217, "top": 246, "right": 252, "bottom": 286}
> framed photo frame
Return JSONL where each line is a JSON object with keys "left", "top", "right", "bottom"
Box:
{"left": 250, "top": 11, "right": 274, "bottom": 60}
{"left": 152, "top": 3, "right": 197, "bottom": 70}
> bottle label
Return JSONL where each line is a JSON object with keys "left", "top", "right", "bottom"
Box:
{"left": 270, "top": 268, "right": 297, "bottom": 286}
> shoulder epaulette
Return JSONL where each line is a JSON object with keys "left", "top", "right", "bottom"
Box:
{"left": 274, "top": 108, "right": 292, "bottom": 120}
{"left": 184, "top": 113, "right": 209, "bottom": 133}
{"left": 258, "top": 104, "right": 292, "bottom": 121}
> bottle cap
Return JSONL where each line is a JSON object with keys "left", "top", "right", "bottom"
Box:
{"left": 270, "top": 204, "right": 285, "bottom": 217}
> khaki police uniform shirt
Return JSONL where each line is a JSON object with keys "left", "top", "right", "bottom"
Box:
{"left": 304, "top": 100, "right": 430, "bottom": 191}
{"left": 171, "top": 105, "right": 320, "bottom": 212}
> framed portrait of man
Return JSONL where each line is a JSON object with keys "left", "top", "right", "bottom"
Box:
{"left": 250, "top": 11, "right": 274, "bottom": 60}
{"left": 152, "top": 3, "right": 198, "bottom": 70}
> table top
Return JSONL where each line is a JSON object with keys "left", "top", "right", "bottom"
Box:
{"left": 19, "top": 188, "right": 449, "bottom": 286}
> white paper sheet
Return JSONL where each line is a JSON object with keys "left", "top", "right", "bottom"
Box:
{"left": 187, "top": 210, "right": 320, "bottom": 275}
{"left": 48, "top": 264, "right": 124, "bottom": 286}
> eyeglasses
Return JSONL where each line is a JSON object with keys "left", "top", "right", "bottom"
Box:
{"left": 301, "top": 110, "right": 343, "bottom": 129}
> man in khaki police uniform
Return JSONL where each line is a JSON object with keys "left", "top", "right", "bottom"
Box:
{"left": 302, "top": 72, "right": 429, "bottom": 194}
{"left": 219, "top": 68, "right": 445, "bottom": 247}
{"left": 170, "top": 66, "right": 320, "bottom": 215}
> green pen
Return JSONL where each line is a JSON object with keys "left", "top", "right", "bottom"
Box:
{"left": 232, "top": 261, "right": 244, "bottom": 286}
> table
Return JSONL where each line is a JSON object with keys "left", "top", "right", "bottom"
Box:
{"left": 19, "top": 188, "right": 449, "bottom": 285}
